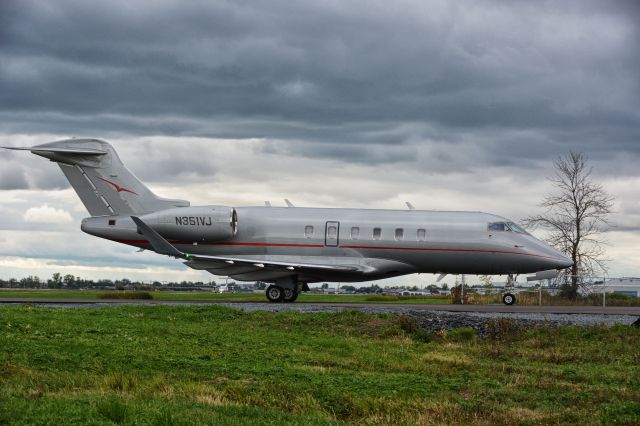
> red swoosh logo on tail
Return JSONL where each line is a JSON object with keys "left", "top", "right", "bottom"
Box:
{"left": 96, "top": 176, "right": 138, "bottom": 195}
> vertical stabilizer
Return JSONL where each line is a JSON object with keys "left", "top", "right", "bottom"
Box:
{"left": 11, "top": 138, "right": 189, "bottom": 216}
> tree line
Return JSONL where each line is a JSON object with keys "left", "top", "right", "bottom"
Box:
{"left": 0, "top": 273, "right": 216, "bottom": 290}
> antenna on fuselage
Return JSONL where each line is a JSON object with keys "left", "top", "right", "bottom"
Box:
{"left": 405, "top": 201, "right": 415, "bottom": 210}
{"left": 264, "top": 201, "right": 272, "bottom": 207}
{"left": 284, "top": 199, "right": 295, "bottom": 207}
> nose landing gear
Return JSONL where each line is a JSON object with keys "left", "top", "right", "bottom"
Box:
{"left": 502, "top": 293, "right": 516, "bottom": 305}
{"left": 502, "top": 274, "right": 516, "bottom": 305}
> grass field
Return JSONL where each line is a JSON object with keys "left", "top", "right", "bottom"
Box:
{"left": 0, "top": 289, "right": 450, "bottom": 304}
{"left": 0, "top": 305, "right": 638, "bottom": 425}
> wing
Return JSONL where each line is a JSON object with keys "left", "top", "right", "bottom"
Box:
{"left": 182, "top": 256, "right": 364, "bottom": 281}
{"left": 131, "top": 216, "right": 366, "bottom": 281}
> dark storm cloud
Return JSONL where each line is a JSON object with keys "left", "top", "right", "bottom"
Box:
{"left": 0, "top": 0, "right": 639, "bottom": 167}
{"left": 0, "top": 163, "right": 28, "bottom": 189}
{"left": 0, "top": 147, "right": 69, "bottom": 189}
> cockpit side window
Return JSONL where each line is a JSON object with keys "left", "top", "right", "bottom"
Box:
{"left": 488, "top": 222, "right": 507, "bottom": 231}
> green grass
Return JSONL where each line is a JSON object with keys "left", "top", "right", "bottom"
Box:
{"left": 0, "top": 289, "right": 449, "bottom": 304}
{"left": 0, "top": 305, "right": 638, "bottom": 425}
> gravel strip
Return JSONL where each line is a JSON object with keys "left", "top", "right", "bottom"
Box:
{"left": 218, "top": 303, "right": 640, "bottom": 336}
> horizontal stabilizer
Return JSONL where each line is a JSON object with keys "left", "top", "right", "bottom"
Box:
{"left": 2, "top": 146, "right": 107, "bottom": 155}
{"left": 4, "top": 139, "right": 190, "bottom": 216}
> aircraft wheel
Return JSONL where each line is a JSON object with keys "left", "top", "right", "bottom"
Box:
{"left": 283, "top": 288, "right": 298, "bottom": 303}
{"left": 502, "top": 293, "right": 516, "bottom": 306}
{"left": 266, "top": 285, "right": 284, "bottom": 303}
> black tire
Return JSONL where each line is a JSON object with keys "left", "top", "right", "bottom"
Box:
{"left": 266, "top": 285, "right": 284, "bottom": 303}
{"left": 283, "top": 288, "right": 298, "bottom": 303}
{"left": 502, "top": 293, "right": 516, "bottom": 306}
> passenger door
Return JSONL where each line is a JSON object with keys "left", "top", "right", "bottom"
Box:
{"left": 325, "top": 221, "right": 340, "bottom": 247}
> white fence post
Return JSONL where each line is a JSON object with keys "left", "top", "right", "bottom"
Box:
{"left": 538, "top": 282, "right": 542, "bottom": 306}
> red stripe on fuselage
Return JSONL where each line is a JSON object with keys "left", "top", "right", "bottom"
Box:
{"left": 339, "top": 245, "right": 555, "bottom": 260}
{"left": 113, "top": 239, "right": 554, "bottom": 260}
{"left": 212, "top": 241, "right": 325, "bottom": 248}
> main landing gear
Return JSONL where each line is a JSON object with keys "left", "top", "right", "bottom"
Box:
{"left": 265, "top": 278, "right": 304, "bottom": 303}
{"left": 265, "top": 285, "right": 299, "bottom": 303}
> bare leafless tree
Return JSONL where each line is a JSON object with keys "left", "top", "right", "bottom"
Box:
{"left": 523, "top": 152, "right": 613, "bottom": 298}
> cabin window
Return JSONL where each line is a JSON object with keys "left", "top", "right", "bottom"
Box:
{"left": 327, "top": 225, "right": 337, "bottom": 238}
{"left": 304, "top": 225, "right": 314, "bottom": 238}
{"left": 372, "top": 227, "right": 382, "bottom": 240}
{"left": 417, "top": 228, "right": 426, "bottom": 241}
{"left": 395, "top": 228, "right": 404, "bottom": 241}
{"left": 351, "top": 226, "right": 360, "bottom": 240}
{"left": 108, "top": 219, "right": 116, "bottom": 226}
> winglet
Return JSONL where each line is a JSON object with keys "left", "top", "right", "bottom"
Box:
{"left": 131, "top": 216, "right": 184, "bottom": 258}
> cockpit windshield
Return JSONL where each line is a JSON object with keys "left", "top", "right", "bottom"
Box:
{"left": 507, "top": 222, "right": 528, "bottom": 234}
{"left": 488, "top": 221, "right": 529, "bottom": 234}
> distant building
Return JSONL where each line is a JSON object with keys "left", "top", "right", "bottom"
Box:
{"left": 400, "top": 290, "right": 431, "bottom": 296}
{"left": 598, "top": 277, "right": 640, "bottom": 297}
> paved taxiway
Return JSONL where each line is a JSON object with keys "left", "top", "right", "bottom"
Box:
{"left": 1, "top": 297, "right": 639, "bottom": 315}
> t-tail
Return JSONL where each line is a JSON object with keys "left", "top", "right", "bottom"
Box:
{"left": 2, "top": 138, "right": 189, "bottom": 216}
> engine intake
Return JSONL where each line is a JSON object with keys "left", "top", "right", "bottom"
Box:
{"left": 139, "top": 206, "right": 237, "bottom": 242}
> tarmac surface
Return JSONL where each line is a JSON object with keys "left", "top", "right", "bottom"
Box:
{"left": 1, "top": 297, "right": 639, "bottom": 315}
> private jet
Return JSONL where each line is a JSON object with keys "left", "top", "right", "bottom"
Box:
{"left": 3, "top": 139, "right": 572, "bottom": 304}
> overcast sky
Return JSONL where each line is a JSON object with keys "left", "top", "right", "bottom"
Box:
{"left": 1, "top": 0, "right": 639, "bottom": 285}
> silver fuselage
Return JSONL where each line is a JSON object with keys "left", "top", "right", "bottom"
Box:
{"left": 82, "top": 206, "right": 572, "bottom": 283}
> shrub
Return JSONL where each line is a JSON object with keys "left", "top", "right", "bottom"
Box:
{"left": 448, "top": 327, "right": 477, "bottom": 342}
{"left": 397, "top": 315, "right": 420, "bottom": 333}
{"left": 97, "top": 291, "right": 153, "bottom": 300}
{"left": 96, "top": 397, "right": 128, "bottom": 423}
{"left": 412, "top": 328, "right": 433, "bottom": 343}
{"left": 365, "top": 295, "right": 400, "bottom": 302}
{"left": 486, "top": 318, "right": 521, "bottom": 340}
{"left": 449, "top": 285, "right": 469, "bottom": 304}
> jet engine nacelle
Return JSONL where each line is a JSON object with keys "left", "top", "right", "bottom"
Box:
{"left": 139, "top": 206, "right": 237, "bottom": 242}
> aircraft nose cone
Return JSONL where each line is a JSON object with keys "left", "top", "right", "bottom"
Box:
{"left": 555, "top": 255, "right": 573, "bottom": 270}
{"left": 546, "top": 248, "right": 573, "bottom": 269}
{"left": 529, "top": 237, "right": 573, "bottom": 270}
